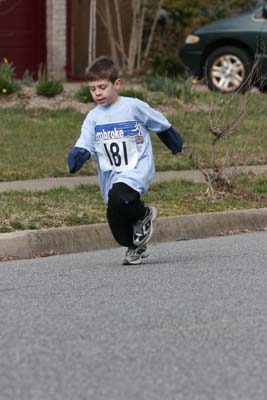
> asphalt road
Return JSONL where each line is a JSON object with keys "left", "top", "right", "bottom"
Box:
{"left": 1, "top": 232, "right": 267, "bottom": 400}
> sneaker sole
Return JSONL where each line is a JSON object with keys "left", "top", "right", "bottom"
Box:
{"left": 122, "top": 251, "right": 150, "bottom": 265}
{"left": 133, "top": 206, "right": 157, "bottom": 247}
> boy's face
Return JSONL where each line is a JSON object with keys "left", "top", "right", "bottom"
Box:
{"left": 88, "top": 79, "right": 121, "bottom": 106}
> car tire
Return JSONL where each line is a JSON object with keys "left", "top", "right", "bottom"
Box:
{"left": 205, "top": 46, "right": 253, "bottom": 93}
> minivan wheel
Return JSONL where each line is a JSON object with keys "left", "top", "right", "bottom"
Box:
{"left": 205, "top": 46, "right": 252, "bottom": 93}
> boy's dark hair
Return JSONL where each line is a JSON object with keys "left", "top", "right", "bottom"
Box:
{"left": 85, "top": 56, "right": 119, "bottom": 83}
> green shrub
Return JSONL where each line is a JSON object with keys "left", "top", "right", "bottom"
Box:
{"left": 21, "top": 70, "right": 34, "bottom": 87}
{"left": 150, "top": 55, "right": 184, "bottom": 77}
{"left": 0, "top": 79, "right": 19, "bottom": 95}
{"left": 75, "top": 84, "right": 93, "bottom": 103}
{"left": 145, "top": 75, "right": 178, "bottom": 96}
{"left": 36, "top": 65, "right": 63, "bottom": 97}
{"left": 0, "top": 58, "right": 15, "bottom": 80}
{"left": 176, "top": 74, "right": 195, "bottom": 103}
{"left": 120, "top": 71, "right": 133, "bottom": 81}
{"left": 145, "top": 74, "right": 195, "bottom": 103}
{"left": 36, "top": 80, "right": 64, "bottom": 97}
{"left": 119, "top": 88, "right": 147, "bottom": 101}
{"left": 0, "top": 58, "right": 19, "bottom": 95}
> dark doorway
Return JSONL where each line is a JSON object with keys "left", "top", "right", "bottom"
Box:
{"left": 0, "top": 0, "right": 46, "bottom": 78}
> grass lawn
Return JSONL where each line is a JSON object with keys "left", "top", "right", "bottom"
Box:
{"left": 0, "top": 88, "right": 267, "bottom": 181}
{"left": 0, "top": 177, "right": 266, "bottom": 233}
{"left": 0, "top": 86, "right": 266, "bottom": 233}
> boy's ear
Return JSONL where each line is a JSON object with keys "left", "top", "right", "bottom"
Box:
{"left": 114, "top": 78, "right": 121, "bottom": 90}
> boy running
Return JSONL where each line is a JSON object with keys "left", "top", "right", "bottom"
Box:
{"left": 67, "top": 56, "right": 183, "bottom": 265}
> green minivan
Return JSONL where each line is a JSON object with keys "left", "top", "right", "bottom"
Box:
{"left": 179, "top": 2, "right": 267, "bottom": 92}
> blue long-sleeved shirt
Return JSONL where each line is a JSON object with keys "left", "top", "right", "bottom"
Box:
{"left": 75, "top": 96, "right": 173, "bottom": 203}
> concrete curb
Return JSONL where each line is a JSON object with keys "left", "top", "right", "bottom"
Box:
{"left": 1, "top": 208, "right": 267, "bottom": 261}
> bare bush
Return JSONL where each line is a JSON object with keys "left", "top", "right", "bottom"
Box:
{"left": 92, "top": 0, "right": 163, "bottom": 74}
{"left": 183, "top": 55, "right": 267, "bottom": 195}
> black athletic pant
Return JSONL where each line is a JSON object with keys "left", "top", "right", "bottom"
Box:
{"left": 107, "top": 182, "right": 146, "bottom": 248}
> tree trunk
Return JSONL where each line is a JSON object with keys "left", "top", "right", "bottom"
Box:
{"left": 128, "top": 0, "right": 141, "bottom": 73}
{"left": 143, "top": 0, "right": 164, "bottom": 62}
{"left": 136, "top": 1, "right": 147, "bottom": 69}
{"left": 104, "top": 0, "right": 118, "bottom": 64}
{"left": 114, "top": 0, "right": 126, "bottom": 65}
{"left": 88, "top": 0, "right": 96, "bottom": 64}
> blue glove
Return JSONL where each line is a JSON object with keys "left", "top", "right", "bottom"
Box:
{"left": 156, "top": 126, "right": 183, "bottom": 154}
{"left": 67, "top": 147, "right": 91, "bottom": 173}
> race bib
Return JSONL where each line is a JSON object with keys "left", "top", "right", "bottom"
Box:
{"left": 95, "top": 137, "right": 138, "bottom": 172}
{"left": 94, "top": 121, "right": 141, "bottom": 172}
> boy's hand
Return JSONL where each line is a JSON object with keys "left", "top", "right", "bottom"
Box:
{"left": 67, "top": 147, "right": 91, "bottom": 173}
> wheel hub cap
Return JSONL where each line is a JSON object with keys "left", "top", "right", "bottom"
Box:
{"left": 211, "top": 54, "right": 245, "bottom": 92}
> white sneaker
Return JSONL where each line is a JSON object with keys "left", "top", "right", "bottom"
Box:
{"left": 122, "top": 245, "right": 150, "bottom": 265}
{"left": 133, "top": 206, "right": 157, "bottom": 247}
